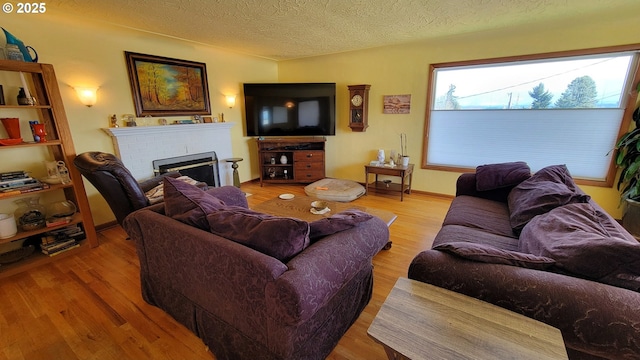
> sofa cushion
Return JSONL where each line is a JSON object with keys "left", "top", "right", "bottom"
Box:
{"left": 433, "top": 224, "right": 521, "bottom": 251}
{"left": 476, "top": 161, "right": 531, "bottom": 191}
{"left": 434, "top": 242, "right": 555, "bottom": 270}
{"left": 444, "top": 195, "right": 516, "bottom": 238}
{"left": 519, "top": 202, "right": 640, "bottom": 291}
{"left": 206, "top": 206, "right": 310, "bottom": 262}
{"left": 508, "top": 164, "right": 590, "bottom": 232}
{"left": 308, "top": 210, "right": 373, "bottom": 241}
{"left": 163, "top": 176, "right": 226, "bottom": 230}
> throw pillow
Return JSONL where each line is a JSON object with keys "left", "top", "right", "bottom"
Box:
{"left": 308, "top": 210, "right": 374, "bottom": 241}
{"left": 508, "top": 164, "right": 590, "bottom": 232}
{"left": 528, "top": 164, "right": 579, "bottom": 191}
{"left": 163, "top": 176, "right": 226, "bottom": 230}
{"left": 475, "top": 161, "right": 531, "bottom": 191}
{"left": 519, "top": 203, "right": 640, "bottom": 291}
{"left": 206, "top": 206, "right": 310, "bottom": 262}
{"left": 433, "top": 242, "right": 555, "bottom": 270}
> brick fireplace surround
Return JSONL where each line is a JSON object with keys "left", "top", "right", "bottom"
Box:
{"left": 103, "top": 123, "right": 235, "bottom": 186}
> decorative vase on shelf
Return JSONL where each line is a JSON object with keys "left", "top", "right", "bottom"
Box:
{"left": 17, "top": 87, "right": 33, "bottom": 105}
{"left": 280, "top": 155, "right": 288, "bottom": 165}
{"left": 46, "top": 200, "right": 76, "bottom": 223}
{"left": 402, "top": 156, "right": 410, "bottom": 167}
{"left": 0, "top": 213, "right": 18, "bottom": 239}
{"left": 31, "top": 123, "right": 46, "bottom": 142}
{"left": 1, "top": 117, "right": 21, "bottom": 139}
{"left": 14, "top": 197, "right": 46, "bottom": 231}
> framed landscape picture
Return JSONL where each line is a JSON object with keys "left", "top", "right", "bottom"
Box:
{"left": 125, "top": 51, "right": 211, "bottom": 117}
{"left": 383, "top": 94, "right": 411, "bottom": 114}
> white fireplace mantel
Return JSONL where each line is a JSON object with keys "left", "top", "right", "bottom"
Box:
{"left": 102, "top": 122, "right": 234, "bottom": 137}
{"left": 102, "top": 123, "right": 235, "bottom": 185}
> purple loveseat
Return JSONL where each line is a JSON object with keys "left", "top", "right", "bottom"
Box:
{"left": 123, "top": 185, "right": 390, "bottom": 360}
{"left": 408, "top": 163, "right": 640, "bottom": 360}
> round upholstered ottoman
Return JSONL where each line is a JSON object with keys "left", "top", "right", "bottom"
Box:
{"left": 304, "top": 178, "right": 366, "bottom": 202}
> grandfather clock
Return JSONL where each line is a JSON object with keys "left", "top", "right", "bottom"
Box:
{"left": 348, "top": 84, "right": 370, "bottom": 132}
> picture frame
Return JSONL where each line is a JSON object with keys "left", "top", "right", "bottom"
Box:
{"left": 383, "top": 94, "right": 411, "bottom": 114}
{"left": 125, "top": 51, "right": 211, "bottom": 117}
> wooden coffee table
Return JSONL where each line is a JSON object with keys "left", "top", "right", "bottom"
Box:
{"left": 368, "top": 277, "right": 568, "bottom": 360}
{"left": 252, "top": 195, "right": 396, "bottom": 249}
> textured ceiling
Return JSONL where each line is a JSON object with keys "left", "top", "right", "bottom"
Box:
{"left": 47, "top": 0, "right": 639, "bottom": 60}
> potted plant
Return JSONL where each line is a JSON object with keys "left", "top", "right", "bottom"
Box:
{"left": 613, "top": 107, "right": 640, "bottom": 238}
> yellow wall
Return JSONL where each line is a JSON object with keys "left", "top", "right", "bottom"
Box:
{"left": 2, "top": 13, "right": 278, "bottom": 225}
{"left": 3, "top": 5, "right": 640, "bottom": 224}
{"left": 278, "top": 7, "right": 640, "bottom": 219}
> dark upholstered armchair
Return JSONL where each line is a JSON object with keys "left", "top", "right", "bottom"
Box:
{"left": 73, "top": 152, "right": 183, "bottom": 226}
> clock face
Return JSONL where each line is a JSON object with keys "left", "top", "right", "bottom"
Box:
{"left": 351, "top": 94, "right": 363, "bottom": 107}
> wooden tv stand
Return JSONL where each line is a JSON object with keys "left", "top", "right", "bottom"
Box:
{"left": 257, "top": 138, "right": 326, "bottom": 186}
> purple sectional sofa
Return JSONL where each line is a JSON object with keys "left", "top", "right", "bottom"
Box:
{"left": 408, "top": 163, "right": 640, "bottom": 360}
{"left": 123, "top": 180, "right": 390, "bottom": 360}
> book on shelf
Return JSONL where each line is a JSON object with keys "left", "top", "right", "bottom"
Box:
{"left": 42, "top": 224, "right": 85, "bottom": 242}
{"left": 41, "top": 238, "right": 77, "bottom": 252}
{"left": 45, "top": 217, "right": 72, "bottom": 228}
{"left": 0, "top": 170, "right": 29, "bottom": 180}
{"left": 40, "top": 224, "right": 84, "bottom": 256}
{"left": 0, "top": 177, "right": 34, "bottom": 187}
{"left": 0, "top": 182, "right": 50, "bottom": 197}
{"left": 43, "top": 243, "right": 80, "bottom": 257}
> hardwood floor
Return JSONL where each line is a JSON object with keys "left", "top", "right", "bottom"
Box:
{"left": 0, "top": 181, "right": 452, "bottom": 360}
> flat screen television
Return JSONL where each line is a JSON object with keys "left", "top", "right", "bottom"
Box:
{"left": 243, "top": 83, "right": 336, "bottom": 137}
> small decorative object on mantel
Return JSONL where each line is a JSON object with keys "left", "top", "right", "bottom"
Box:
{"left": 383, "top": 94, "right": 411, "bottom": 114}
{"left": 173, "top": 119, "right": 195, "bottom": 125}
{"left": 122, "top": 114, "right": 137, "bottom": 127}
{"left": 109, "top": 114, "right": 119, "bottom": 128}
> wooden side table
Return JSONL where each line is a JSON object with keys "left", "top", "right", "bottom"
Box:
{"left": 368, "top": 278, "right": 568, "bottom": 360}
{"left": 364, "top": 163, "right": 414, "bottom": 201}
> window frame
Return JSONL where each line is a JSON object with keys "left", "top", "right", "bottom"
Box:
{"left": 422, "top": 44, "right": 640, "bottom": 187}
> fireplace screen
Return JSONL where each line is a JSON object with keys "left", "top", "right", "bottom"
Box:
{"left": 153, "top": 152, "right": 220, "bottom": 187}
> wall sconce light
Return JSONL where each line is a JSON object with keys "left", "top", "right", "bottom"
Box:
{"left": 74, "top": 87, "right": 98, "bottom": 107}
{"left": 226, "top": 95, "right": 236, "bottom": 109}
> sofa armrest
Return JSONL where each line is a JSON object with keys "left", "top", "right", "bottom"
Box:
{"left": 123, "top": 209, "right": 287, "bottom": 328}
{"left": 408, "top": 250, "right": 640, "bottom": 359}
{"left": 265, "top": 216, "right": 389, "bottom": 326}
